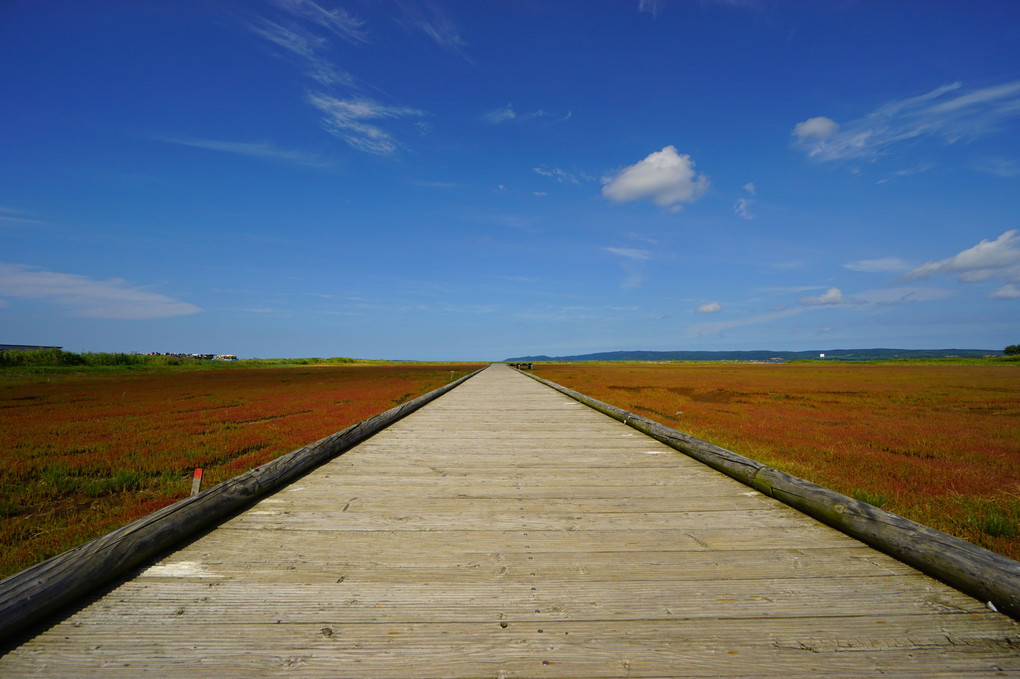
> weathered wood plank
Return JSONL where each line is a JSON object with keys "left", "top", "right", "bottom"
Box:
{"left": 133, "top": 546, "right": 919, "bottom": 582}
{"left": 2, "top": 363, "right": 1017, "bottom": 677}
{"left": 0, "top": 368, "right": 485, "bottom": 642}
{"left": 522, "top": 368, "right": 1020, "bottom": 619}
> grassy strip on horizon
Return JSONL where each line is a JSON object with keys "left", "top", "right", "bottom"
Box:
{"left": 0, "top": 349, "right": 484, "bottom": 377}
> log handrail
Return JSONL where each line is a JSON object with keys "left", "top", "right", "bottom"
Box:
{"left": 0, "top": 366, "right": 487, "bottom": 642}
{"left": 516, "top": 366, "right": 1020, "bottom": 620}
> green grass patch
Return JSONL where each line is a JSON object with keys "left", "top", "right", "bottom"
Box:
{"left": 852, "top": 489, "right": 889, "bottom": 508}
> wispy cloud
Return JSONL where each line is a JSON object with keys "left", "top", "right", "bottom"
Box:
{"left": 799, "top": 287, "right": 843, "bottom": 305}
{"left": 156, "top": 136, "right": 330, "bottom": 167}
{"left": 482, "top": 104, "right": 551, "bottom": 125}
{"left": 0, "top": 264, "right": 200, "bottom": 319}
{"left": 604, "top": 247, "right": 652, "bottom": 289}
{"left": 733, "top": 198, "right": 753, "bottom": 220}
{"left": 242, "top": 3, "right": 429, "bottom": 157}
{"left": 973, "top": 157, "right": 1020, "bottom": 177}
{"left": 534, "top": 167, "right": 582, "bottom": 184}
{"left": 602, "top": 146, "right": 709, "bottom": 212}
{"left": 899, "top": 230, "right": 1020, "bottom": 298}
{"left": 687, "top": 307, "right": 803, "bottom": 337}
{"left": 733, "top": 181, "right": 756, "bottom": 220}
{"left": 844, "top": 256, "right": 910, "bottom": 273}
{"left": 901, "top": 230, "right": 1020, "bottom": 282}
{"left": 268, "top": 0, "right": 368, "bottom": 44}
{"left": 0, "top": 207, "right": 49, "bottom": 226}
{"left": 695, "top": 302, "right": 722, "bottom": 313}
{"left": 604, "top": 247, "right": 652, "bottom": 261}
{"left": 799, "top": 284, "right": 953, "bottom": 307}
{"left": 394, "top": 0, "right": 470, "bottom": 61}
{"left": 482, "top": 104, "right": 516, "bottom": 124}
{"left": 246, "top": 16, "right": 355, "bottom": 87}
{"left": 847, "top": 287, "right": 953, "bottom": 305}
{"left": 792, "top": 80, "right": 1020, "bottom": 162}
{"left": 638, "top": 0, "right": 663, "bottom": 18}
{"left": 990, "top": 284, "right": 1020, "bottom": 299}
{"left": 307, "top": 93, "right": 426, "bottom": 155}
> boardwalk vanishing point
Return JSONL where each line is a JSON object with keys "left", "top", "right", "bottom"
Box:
{"left": 2, "top": 363, "right": 1018, "bottom": 676}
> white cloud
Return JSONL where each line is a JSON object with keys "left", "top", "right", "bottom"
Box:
{"left": 845, "top": 287, "right": 953, "bottom": 305}
{"left": 0, "top": 264, "right": 200, "bottom": 319}
{"left": 604, "top": 247, "right": 652, "bottom": 261}
{"left": 733, "top": 197, "right": 753, "bottom": 220}
{"left": 483, "top": 104, "right": 516, "bottom": 124}
{"left": 991, "top": 284, "right": 1020, "bottom": 299}
{"left": 483, "top": 105, "right": 551, "bottom": 125}
{"left": 269, "top": 0, "right": 368, "bottom": 44}
{"left": 792, "top": 116, "right": 839, "bottom": 141}
{"left": 604, "top": 247, "right": 652, "bottom": 290}
{"left": 974, "top": 158, "right": 1020, "bottom": 177}
{"left": 638, "top": 0, "right": 663, "bottom": 18}
{"left": 534, "top": 167, "right": 580, "bottom": 184}
{"left": 900, "top": 231, "right": 1020, "bottom": 285}
{"left": 695, "top": 302, "right": 722, "bottom": 313}
{"left": 734, "top": 182, "right": 756, "bottom": 219}
{"left": 307, "top": 93, "right": 425, "bottom": 155}
{"left": 799, "top": 287, "right": 843, "bottom": 305}
{"left": 792, "top": 80, "right": 1020, "bottom": 162}
{"left": 602, "top": 146, "right": 709, "bottom": 211}
{"left": 394, "top": 0, "right": 470, "bottom": 61}
{"left": 246, "top": 17, "right": 355, "bottom": 88}
{"left": 875, "top": 163, "right": 935, "bottom": 184}
{"left": 0, "top": 207, "right": 49, "bottom": 226}
{"left": 844, "top": 256, "right": 910, "bottom": 273}
{"left": 247, "top": 16, "right": 324, "bottom": 59}
{"left": 156, "top": 137, "right": 329, "bottom": 167}
{"left": 687, "top": 307, "right": 803, "bottom": 338}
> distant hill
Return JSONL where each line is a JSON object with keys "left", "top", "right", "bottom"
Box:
{"left": 504, "top": 348, "right": 1002, "bottom": 362}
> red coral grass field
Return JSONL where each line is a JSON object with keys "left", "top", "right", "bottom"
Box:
{"left": 0, "top": 363, "right": 482, "bottom": 578}
{"left": 534, "top": 362, "right": 1020, "bottom": 560}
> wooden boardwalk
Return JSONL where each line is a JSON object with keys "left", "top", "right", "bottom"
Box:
{"left": 2, "top": 364, "right": 1018, "bottom": 676}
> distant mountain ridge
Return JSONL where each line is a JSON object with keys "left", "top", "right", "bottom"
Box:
{"left": 504, "top": 348, "right": 1002, "bottom": 362}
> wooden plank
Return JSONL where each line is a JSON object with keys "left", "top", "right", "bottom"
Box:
{"left": 0, "top": 368, "right": 485, "bottom": 642}
{"left": 4, "top": 621, "right": 1017, "bottom": 678}
{"left": 2, "top": 363, "right": 1017, "bottom": 677}
{"left": 132, "top": 546, "right": 920, "bottom": 582}
{"left": 523, "top": 368, "right": 1020, "bottom": 619}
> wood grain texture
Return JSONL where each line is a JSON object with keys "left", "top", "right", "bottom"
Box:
{"left": 522, "top": 368, "right": 1020, "bottom": 619}
{"left": 2, "top": 363, "right": 1018, "bottom": 677}
{"left": 0, "top": 367, "right": 484, "bottom": 642}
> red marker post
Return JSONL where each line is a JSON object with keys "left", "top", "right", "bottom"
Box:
{"left": 191, "top": 468, "right": 203, "bottom": 496}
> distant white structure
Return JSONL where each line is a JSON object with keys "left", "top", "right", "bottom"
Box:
{"left": 819, "top": 353, "right": 825, "bottom": 358}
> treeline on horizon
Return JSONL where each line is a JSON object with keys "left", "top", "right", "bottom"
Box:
{"left": 0, "top": 348, "right": 359, "bottom": 369}
{"left": 506, "top": 348, "right": 1010, "bottom": 363}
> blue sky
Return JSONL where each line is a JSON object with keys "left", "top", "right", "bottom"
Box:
{"left": 2, "top": 1, "right": 1019, "bottom": 360}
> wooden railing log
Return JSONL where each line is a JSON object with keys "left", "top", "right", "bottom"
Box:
{"left": 518, "top": 367, "right": 1020, "bottom": 620}
{"left": 0, "top": 366, "right": 486, "bottom": 642}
